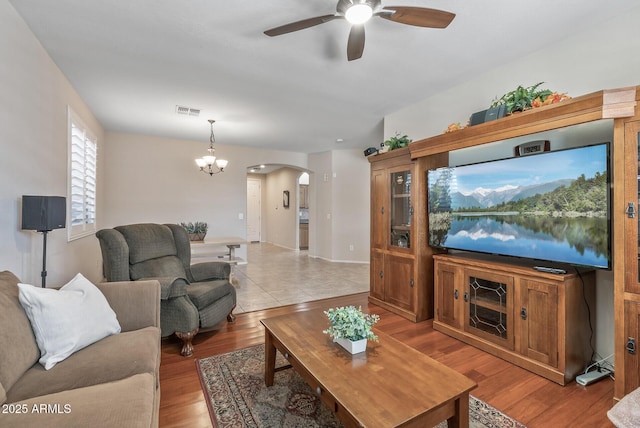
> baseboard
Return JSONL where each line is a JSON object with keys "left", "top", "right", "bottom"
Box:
{"left": 307, "top": 254, "right": 370, "bottom": 264}
{"left": 264, "top": 241, "right": 298, "bottom": 251}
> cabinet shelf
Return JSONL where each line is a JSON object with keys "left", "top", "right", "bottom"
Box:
{"left": 393, "top": 193, "right": 410, "bottom": 198}
{"left": 471, "top": 297, "right": 507, "bottom": 314}
{"left": 391, "top": 225, "right": 411, "bottom": 231}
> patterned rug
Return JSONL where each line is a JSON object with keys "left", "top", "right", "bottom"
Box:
{"left": 197, "top": 344, "right": 527, "bottom": 428}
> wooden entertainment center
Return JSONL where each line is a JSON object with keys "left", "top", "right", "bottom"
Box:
{"left": 434, "top": 253, "right": 594, "bottom": 385}
{"left": 369, "top": 86, "right": 640, "bottom": 394}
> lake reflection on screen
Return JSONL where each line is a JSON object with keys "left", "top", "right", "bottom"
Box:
{"left": 437, "top": 214, "right": 609, "bottom": 268}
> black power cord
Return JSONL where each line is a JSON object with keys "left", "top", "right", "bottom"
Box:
{"left": 574, "top": 267, "right": 596, "bottom": 365}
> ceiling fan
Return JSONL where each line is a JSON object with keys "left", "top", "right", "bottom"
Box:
{"left": 264, "top": 0, "right": 455, "bottom": 61}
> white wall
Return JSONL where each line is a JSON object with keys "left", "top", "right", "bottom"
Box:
{"left": 264, "top": 167, "right": 300, "bottom": 250}
{"left": 383, "top": 8, "right": 640, "bottom": 361}
{"left": 331, "top": 150, "right": 371, "bottom": 262}
{"left": 0, "top": 0, "right": 372, "bottom": 291}
{"left": 384, "top": 7, "right": 640, "bottom": 142}
{"left": 309, "top": 152, "right": 333, "bottom": 260}
{"left": 0, "top": 0, "right": 105, "bottom": 285}
{"left": 308, "top": 150, "right": 370, "bottom": 263}
{"left": 102, "top": 132, "right": 309, "bottom": 261}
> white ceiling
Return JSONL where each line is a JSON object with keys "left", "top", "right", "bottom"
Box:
{"left": 9, "top": 0, "right": 638, "bottom": 153}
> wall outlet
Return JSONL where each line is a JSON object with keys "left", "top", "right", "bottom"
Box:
{"left": 349, "top": 244, "right": 354, "bottom": 251}
{"left": 238, "top": 213, "right": 244, "bottom": 220}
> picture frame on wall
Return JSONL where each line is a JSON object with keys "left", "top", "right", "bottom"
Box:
{"left": 283, "top": 190, "right": 290, "bottom": 208}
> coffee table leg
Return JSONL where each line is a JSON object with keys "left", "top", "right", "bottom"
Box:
{"left": 447, "top": 393, "right": 469, "bottom": 428}
{"left": 264, "top": 331, "right": 276, "bottom": 387}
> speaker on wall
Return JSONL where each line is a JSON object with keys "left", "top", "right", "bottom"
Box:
{"left": 21, "top": 195, "right": 66, "bottom": 232}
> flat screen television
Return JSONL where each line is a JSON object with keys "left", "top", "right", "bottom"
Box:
{"left": 427, "top": 143, "right": 611, "bottom": 269}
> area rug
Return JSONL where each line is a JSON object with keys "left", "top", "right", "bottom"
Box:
{"left": 197, "top": 344, "right": 527, "bottom": 428}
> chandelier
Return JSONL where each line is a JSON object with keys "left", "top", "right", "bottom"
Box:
{"left": 195, "top": 119, "right": 228, "bottom": 176}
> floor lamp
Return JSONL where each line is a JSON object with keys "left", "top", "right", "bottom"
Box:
{"left": 21, "top": 195, "right": 66, "bottom": 288}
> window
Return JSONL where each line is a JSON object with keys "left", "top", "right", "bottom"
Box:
{"left": 67, "top": 107, "right": 97, "bottom": 241}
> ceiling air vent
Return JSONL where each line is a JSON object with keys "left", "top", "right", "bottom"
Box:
{"left": 176, "top": 105, "right": 200, "bottom": 117}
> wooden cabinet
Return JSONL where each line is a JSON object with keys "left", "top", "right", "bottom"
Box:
{"left": 618, "top": 119, "right": 640, "bottom": 397}
{"left": 434, "top": 260, "right": 460, "bottom": 329}
{"left": 370, "top": 251, "right": 414, "bottom": 310}
{"left": 623, "top": 301, "right": 640, "bottom": 393}
{"left": 299, "top": 222, "right": 308, "bottom": 250}
{"left": 299, "top": 184, "right": 309, "bottom": 209}
{"left": 368, "top": 147, "right": 447, "bottom": 322}
{"left": 519, "top": 278, "right": 559, "bottom": 368}
{"left": 403, "top": 85, "right": 639, "bottom": 397}
{"left": 383, "top": 253, "right": 415, "bottom": 311}
{"left": 434, "top": 254, "right": 594, "bottom": 385}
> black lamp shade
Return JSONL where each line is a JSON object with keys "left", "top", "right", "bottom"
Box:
{"left": 21, "top": 196, "right": 66, "bottom": 232}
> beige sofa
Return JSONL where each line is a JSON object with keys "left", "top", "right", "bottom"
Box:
{"left": 0, "top": 271, "right": 161, "bottom": 428}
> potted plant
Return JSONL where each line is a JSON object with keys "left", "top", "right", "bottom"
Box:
{"left": 323, "top": 305, "right": 380, "bottom": 354}
{"left": 382, "top": 133, "right": 412, "bottom": 151}
{"left": 491, "top": 82, "right": 553, "bottom": 115}
{"left": 180, "top": 221, "right": 208, "bottom": 241}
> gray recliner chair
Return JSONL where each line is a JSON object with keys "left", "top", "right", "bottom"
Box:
{"left": 96, "top": 223, "right": 236, "bottom": 357}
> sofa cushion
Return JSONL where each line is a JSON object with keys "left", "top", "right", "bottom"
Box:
{"left": 6, "top": 326, "right": 159, "bottom": 403}
{"left": 0, "top": 373, "right": 155, "bottom": 428}
{"left": 0, "top": 271, "right": 39, "bottom": 403}
{"left": 18, "top": 273, "right": 121, "bottom": 370}
{"left": 116, "top": 223, "right": 178, "bottom": 264}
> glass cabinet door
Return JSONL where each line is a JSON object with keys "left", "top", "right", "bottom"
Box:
{"left": 390, "top": 169, "right": 412, "bottom": 249}
{"left": 464, "top": 269, "right": 514, "bottom": 350}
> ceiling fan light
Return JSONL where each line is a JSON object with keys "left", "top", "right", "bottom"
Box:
{"left": 345, "top": 4, "right": 373, "bottom": 24}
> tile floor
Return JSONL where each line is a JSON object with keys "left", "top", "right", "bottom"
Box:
{"left": 232, "top": 242, "right": 370, "bottom": 313}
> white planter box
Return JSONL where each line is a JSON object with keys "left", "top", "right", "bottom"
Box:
{"left": 335, "top": 337, "right": 367, "bottom": 354}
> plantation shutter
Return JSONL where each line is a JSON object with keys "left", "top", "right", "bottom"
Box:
{"left": 68, "top": 107, "right": 98, "bottom": 240}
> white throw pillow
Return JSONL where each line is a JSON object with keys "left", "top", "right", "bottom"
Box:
{"left": 18, "top": 273, "right": 121, "bottom": 370}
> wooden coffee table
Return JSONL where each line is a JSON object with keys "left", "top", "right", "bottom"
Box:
{"left": 261, "top": 309, "right": 477, "bottom": 428}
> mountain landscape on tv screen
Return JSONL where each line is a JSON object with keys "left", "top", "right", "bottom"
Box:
{"left": 427, "top": 143, "right": 610, "bottom": 268}
{"left": 451, "top": 179, "right": 574, "bottom": 210}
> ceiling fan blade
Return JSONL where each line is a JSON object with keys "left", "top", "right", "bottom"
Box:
{"left": 347, "top": 25, "right": 365, "bottom": 61}
{"left": 379, "top": 7, "right": 455, "bottom": 28}
{"left": 264, "top": 14, "right": 341, "bottom": 36}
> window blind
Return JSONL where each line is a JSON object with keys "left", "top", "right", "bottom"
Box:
{"left": 68, "top": 107, "right": 97, "bottom": 240}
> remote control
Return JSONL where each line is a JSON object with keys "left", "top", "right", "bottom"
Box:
{"left": 533, "top": 266, "right": 567, "bottom": 274}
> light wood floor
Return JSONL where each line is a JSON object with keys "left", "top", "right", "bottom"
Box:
{"left": 159, "top": 293, "right": 615, "bottom": 428}
{"left": 232, "top": 243, "right": 369, "bottom": 313}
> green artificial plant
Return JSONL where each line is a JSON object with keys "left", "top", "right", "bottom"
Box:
{"left": 491, "top": 82, "right": 553, "bottom": 114}
{"left": 323, "top": 305, "right": 380, "bottom": 342}
{"left": 383, "top": 133, "right": 412, "bottom": 151}
{"left": 179, "top": 221, "right": 208, "bottom": 234}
